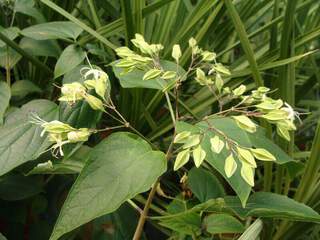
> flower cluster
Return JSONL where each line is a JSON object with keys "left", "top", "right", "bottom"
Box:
{"left": 30, "top": 113, "right": 92, "bottom": 157}
{"left": 59, "top": 67, "right": 110, "bottom": 111}
{"left": 228, "top": 85, "right": 298, "bottom": 141}
{"left": 115, "top": 34, "right": 178, "bottom": 88}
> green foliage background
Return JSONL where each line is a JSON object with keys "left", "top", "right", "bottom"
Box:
{"left": 0, "top": 0, "right": 320, "bottom": 239}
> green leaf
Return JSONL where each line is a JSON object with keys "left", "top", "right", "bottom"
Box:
{"left": 228, "top": 192, "right": 320, "bottom": 223}
{"left": 0, "top": 232, "right": 7, "bottom": 240}
{"left": 40, "top": 0, "right": 117, "bottom": 49}
{"left": 204, "top": 213, "right": 244, "bottom": 234}
{"left": 14, "top": 0, "right": 45, "bottom": 22}
{"left": 0, "top": 100, "right": 58, "bottom": 176}
{"left": 159, "top": 212, "right": 201, "bottom": 235}
{"left": 49, "top": 132, "right": 166, "bottom": 240}
{"left": 0, "top": 27, "right": 20, "bottom": 48}
{"left": 112, "top": 60, "right": 186, "bottom": 90}
{"left": 11, "top": 80, "right": 42, "bottom": 98}
{"left": 0, "top": 81, "right": 10, "bottom": 125}
{"left": 0, "top": 174, "right": 43, "bottom": 201}
{"left": 176, "top": 117, "right": 294, "bottom": 206}
{"left": 0, "top": 47, "right": 22, "bottom": 69}
{"left": 238, "top": 219, "right": 263, "bottom": 240}
{"left": 250, "top": 148, "right": 276, "bottom": 161}
{"left": 21, "top": 21, "right": 83, "bottom": 40}
{"left": 27, "top": 146, "right": 91, "bottom": 175}
{"left": 54, "top": 44, "right": 85, "bottom": 78}
{"left": 188, "top": 167, "right": 225, "bottom": 202}
{"left": 19, "top": 37, "right": 60, "bottom": 58}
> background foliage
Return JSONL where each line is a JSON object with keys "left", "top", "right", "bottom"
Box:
{"left": 0, "top": 0, "right": 320, "bottom": 239}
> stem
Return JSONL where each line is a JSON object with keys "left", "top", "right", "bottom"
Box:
{"left": 132, "top": 181, "right": 158, "bottom": 240}
{"left": 133, "top": 111, "right": 177, "bottom": 239}
{"left": 165, "top": 91, "right": 176, "bottom": 126}
{"left": 6, "top": 46, "right": 10, "bottom": 86}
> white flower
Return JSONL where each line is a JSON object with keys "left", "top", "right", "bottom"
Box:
{"left": 282, "top": 102, "right": 301, "bottom": 123}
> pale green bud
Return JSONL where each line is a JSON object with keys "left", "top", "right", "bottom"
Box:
{"left": 224, "top": 154, "right": 237, "bottom": 178}
{"left": 195, "top": 68, "right": 212, "bottom": 86}
{"left": 201, "top": 50, "right": 216, "bottom": 62}
{"left": 115, "top": 59, "right": 136, "bottom": 68}
{"left": 174, "top": 149, "right": 190, "bottom": 171}
{"left": 84, "top": 94, "right": 105, "bottom": 111}
{"left": 257, "top": 86, "right": 270, "bottom": 93}
{"left": 115, "top": 46, "right": 135, "bottom": 58}
{"left": 162, "top": 71, "right": 177, "bottom": 80}
{"left": 210, "top": 135, "right": 225, "bottom": 154}
{"left": 67, "top": 128, "right": 91, "bottom": 143}
{"left": 193, "top": 144, "right": 206, "bottom": 168}
{"left": 215, "top": 74, "right": 224, "bottom": 92}
{"left": 213, "top": 63, "right": 231, "bottom": 75}
{"left": 189, "top": 37, "right": 197, "bottom": 48}
{"left": 232, "top": 85, "right": 246, "bottom": 96}
{"left": 42, "top": 120, "right": 75, "bottom": 136}
{"left": 143, "top": 69, "right": 162, "bottom": 81}
{"left": 237, "top": 147, "right": 257, "bottom": 168}
{"left": 232, "top": 115, "right": 256, "bottom": 133}
{"left": 241, "top": 162, "right": 255, "bottom": 186}
{"left": 182, "top": 134, "right": 201, "bottom": 149}
{"left": 262, "top": 109, "right": 288, "bottom": 121}
{"left": 250, "top": 148, "right": 276, "bottom": 161}
{"left": 277, "top": 124, "right": 291, "bottom": 141}
{"left": 174, "top": 131, "right": 191, "bottom": 143}
{"left": 172, "top": 44, "right": 182, "bottom": 62}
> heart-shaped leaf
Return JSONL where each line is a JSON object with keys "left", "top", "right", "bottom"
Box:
{"left": 50, "top": 132, "right": 166, "bottom": 240}
{"left": 0, "top": 100, "right": 58, "bottom": 176}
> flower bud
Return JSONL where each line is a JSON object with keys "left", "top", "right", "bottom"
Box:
{"left": 84, "top": 94, "right": 105, "bottom": 111}
{"left": 42, "top": 120, "right": 75, "bottom": 135}
{"left": 67, "top": 128, "right": 91, "bottom": 143}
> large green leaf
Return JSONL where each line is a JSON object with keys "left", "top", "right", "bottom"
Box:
{"left": 228, "top": 192, "right": 320, "bottom": 223}
{"left": 176, "top": 117, "right": 294, "bottom": 206}
{"left": 14, "top": 0, "right": 45, "bottom": 22}
{"left": 188, "top": 167, "right": 225, "bottom": 203}
{"left": 27, "top": 146, "right": 90, "bottom": 175}
{"left": 204, "top": 213, "right": 244, "bottom": 234}
{"left": 0, "top": 173, "right": 43, "bottom": 201}
{"left": 10, "top": 80, "right": 42, "bottom": 98}
{"left": 159, "top": 212, "right": 201, "bottom": 235}
{"left": 112, "top": 60, "right": 186, "bottom": 90}
{"left": 0, "top": 100, "right": 58, "bottom": 176}
{"left": 49, "top": 132, "right": 166, "bottom": 240}
{"left": 19, "top": 37, "right": 60, "bottom": 58}
{"left": 0, "top": 47, "right": 22, "bottom": 69}
{"left": 54, "top": 44, "right": 86, "bottom": 78}
{"left": 0, "top": 81, "right": 10, "bottom": 125}
{"left": 21, "top": 21, "right": 83, "bottom": 40}
{"left": 238, "top": 219, "right": 263, "bottom": 240}
{"left": 0, "top": 27, "right": 20, "bottom": 48}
